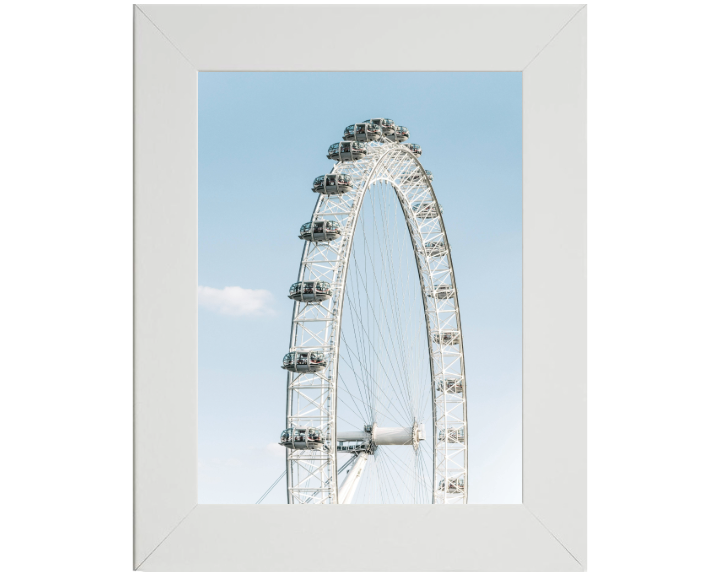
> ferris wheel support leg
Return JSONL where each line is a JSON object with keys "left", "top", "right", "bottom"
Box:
{"left": 337, "top": 452, "right": 370, "bottom": 504}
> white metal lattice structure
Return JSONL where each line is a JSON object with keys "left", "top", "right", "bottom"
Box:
{"left": 283, "top": 121, "right": 467, "bottom": 504}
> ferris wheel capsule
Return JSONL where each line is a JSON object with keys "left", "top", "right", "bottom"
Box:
{"left": 438, "top": 476, "right": 465, "bottom": 493}
{"left": 412, "top": 201, "right": 442, "bottom": 219}
{"left": 312, "top": 173, "right": 353, "bottom": 195}
{"left": 430, "top": 284, "right": 455, "bottom": 299}
{"left": 438, "top": 427, "right": 465, "bottom": 443}
{"left": 432, "top": 330, "right": 461, "bottom": 345}
{"left": 403, "top": 142, "right": 422, "bottom": 156}
{"left": 282, "top": 351, "right": 327, "bottom": 373}
{"left": 279, "top": 426, "right": 325, "bottom": 450}
{"left": 343, "top": 123, "right": 383, "bottom": 142}
{"left": 299, "top": 220, "right": 343, "bottom": 242}
{"left": 436, "top": 378, "right": 464, "bottom": 394}
{"left": 387, "top": 126, "right": 409, "bottom": 142}
{"left": 288, "top": 281, "right": 333, "bottom": 303}
{"left": 424, "top": 240, "right": 448, "bottom": 257}
{"left": 404, "top": 169, "right": 432, "bottom": 182}
{"left": 327, "top": 141, "right": 368, "bottom": 161}
{"left": 363, "top": 117, "right": 396, "bottom": 135}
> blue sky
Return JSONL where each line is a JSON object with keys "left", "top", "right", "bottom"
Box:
{"left": 198, "top": 72, "right": 522, "bottom": 504}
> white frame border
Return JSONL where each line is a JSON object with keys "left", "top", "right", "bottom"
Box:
{"left": 134, "top": 4, "right": 586, "bottom": 571}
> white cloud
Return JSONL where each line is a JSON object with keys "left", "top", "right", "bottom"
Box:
{"left": 198, "top": 285, "right": 275, "bottom": 317}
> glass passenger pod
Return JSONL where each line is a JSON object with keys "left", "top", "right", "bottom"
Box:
{"left": 281, "top": 351, "right": 328, "bottom": 373}
{"left": 299, "top": 220, "right": 343, "bottom": 242}
{"left": 363, "top": 117, "right": 396, "bottom": 135}
{"left": 404, "top": 169, "right": 432, "bottom": 183}
{"left": 387, "top": 125, "right": 409, "bottom": 142}
{"left": 412, "top": 201, "right": 442, "bottom": 219}
{"left": 424, "top": 240, "right": 448, "bottom": 257}
{"left": 327, "top": 141, "right": 368, "bottom": 162}
{"left": 312, "top": 173, "right": 353, "bottom": 195}
{"left": 403, "top": 142, "right": 422, "bottom": 156}
{"left": 438, "top": 476, "right": 465, "bottom": 493}
{"left": 343, "top": 123, "right": 383, "bottom": 143}
{"left": 436, "top": 378, "right": 464, "bottom": 394}
{"left": 438, "top": 427, "right": 465, "bottom": 443}
{"left": 431, "top": 284, "right": 454, "bottom": 299}
{"left": 279, "top": 426, "right": 325, "bottom": 450}
{"left": 432, "top": 330, "right": 460, "bottom": 345}
{"left": 288, "top": 281, "right": 333, "bottom": 303}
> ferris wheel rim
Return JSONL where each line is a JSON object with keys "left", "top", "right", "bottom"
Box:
{"left": 285, "top": 136, "right": 468, "bottom": 504}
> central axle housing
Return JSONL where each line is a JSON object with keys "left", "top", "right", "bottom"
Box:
{"left": 336, "top": 423, "right": 425, "bottom": 448}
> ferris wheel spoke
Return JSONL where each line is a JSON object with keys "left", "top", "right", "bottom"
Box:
{"left": 417, "top": 447, "right": 433, "bottom": 497}
{"left": 336, "top": 386, "right": 369, "bottom": 424}
{"left": 379, "top": 449, "right": 414, "bottom": 503}
{"left": 381, "top": 445, "right": 428, "bottom": 493}
{"left": 343, "top": 281, "right": 415, "bottom": 424}
{"left": 396, "top": 198, "right": 419, "bottom": 412}
{"left": 338, "top": 377, "right": 410, "bottom": 428}
{"left": 338, "top": 327, "right": 374, "bottom": 422}
{"left": 371, "top": 187, "right": 415, "bottom": 390}
{"left": 372, "top": 185, "right": 416, "bottom": 414}
{"left": 342, "top": 296, "right": 412, "bottom": 422}
{"left": 375, "top": 451, "right": 402, "bottom": 503}
{"left": 344, "top": 266, "right": 380, "bottom": 417}
{"left": 344, "top": 259, "right": 376, "bottom": 416}
{"left": 350, "top": 233, "right": 416, "bottom": 422}
{"left": 337, "top": 365, "right": 407, "bottom": 426}
{"left": 340, "top": 360, "right": 404, "bottom": 423}
{"left": 337, "top": 361, "right": 372, "bottom": 424}
{"left": 339, "top": 365, "right": 412, "bottom": 428}
{"left": 349, "top": 218, "right": 381, "bottom": 418}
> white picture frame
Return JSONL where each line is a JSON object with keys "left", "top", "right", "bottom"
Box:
{"left": 134, "top": 4, "right": 586, "bottom": 571}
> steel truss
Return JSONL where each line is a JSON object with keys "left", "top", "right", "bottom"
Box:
{"left": 286, "top": 135, "right": 468, "bottom": 504}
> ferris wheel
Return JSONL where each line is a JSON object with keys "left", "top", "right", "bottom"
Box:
{"left": 279, "top": 118, "right": 467, "bottom": 504}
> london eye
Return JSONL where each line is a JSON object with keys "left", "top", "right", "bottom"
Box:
{"left": 280, "top": 119, "right": 468, "bottom": 504}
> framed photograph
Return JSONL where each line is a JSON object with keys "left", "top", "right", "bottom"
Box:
{"left": 134, "top": 4, "right": 586, "bottom": 571}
